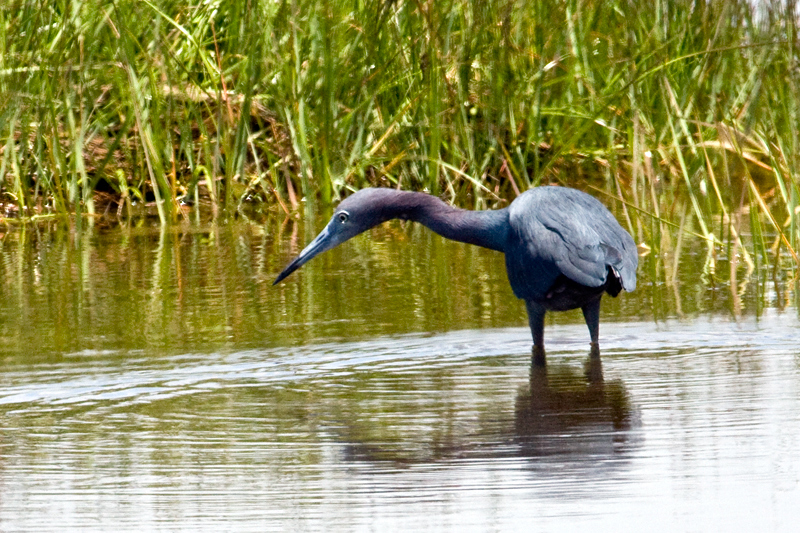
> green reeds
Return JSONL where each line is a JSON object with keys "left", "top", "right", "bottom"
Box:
{"left": 0, "top": 0, "right": 798, "bottom": 281}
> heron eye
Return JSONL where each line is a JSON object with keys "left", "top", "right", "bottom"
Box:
{"left": 337, "top": 211, "right": 349, "bottom": 223}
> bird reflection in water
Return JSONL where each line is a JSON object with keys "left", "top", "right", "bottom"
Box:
{"left": 337, "top": 352, "right": 639, "bottom": 467}
{"left": 514, "top": 352, "right": 639, "bottom": 460}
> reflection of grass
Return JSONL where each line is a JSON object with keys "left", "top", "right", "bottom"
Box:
{"left": 1, "top": 1, "right": 798, "bottom": 269}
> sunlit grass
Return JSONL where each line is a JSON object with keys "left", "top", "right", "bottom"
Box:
{"left": 0, "top": 0, "right": 798, "bottom": 282}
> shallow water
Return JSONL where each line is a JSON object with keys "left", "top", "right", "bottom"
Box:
{"left": 0, "top": 219, "right": 798, "bottom": 531}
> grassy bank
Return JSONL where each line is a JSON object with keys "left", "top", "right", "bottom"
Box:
{"left": 1, "top": 0, "right": 799, "bottom": 272}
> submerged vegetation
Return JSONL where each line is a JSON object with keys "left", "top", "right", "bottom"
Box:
{"left": 0, "top": 0, "right": 798, "bottom": 281}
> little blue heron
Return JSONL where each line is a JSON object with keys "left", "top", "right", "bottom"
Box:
{"left": 273, "top": 186, "right": 638, "bottom": 364}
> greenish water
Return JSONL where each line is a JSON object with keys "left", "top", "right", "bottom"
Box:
{"left": 0, "top": 218, "right": 798, "bottom": 531}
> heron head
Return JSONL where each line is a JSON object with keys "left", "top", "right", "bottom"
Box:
{"left": 273, "top": 189, "right": 398, "bottom": 285}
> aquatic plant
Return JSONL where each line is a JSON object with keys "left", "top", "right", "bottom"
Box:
{"left": 1, "top": 0, "right": 798, "bottom": 279}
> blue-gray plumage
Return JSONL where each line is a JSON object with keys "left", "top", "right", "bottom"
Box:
{"left": 273, "top": 186, "right": 638, "bottom": 363}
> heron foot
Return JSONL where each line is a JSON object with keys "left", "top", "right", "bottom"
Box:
{"left": 531, "top": 345, "right": 546, "bottom": 367}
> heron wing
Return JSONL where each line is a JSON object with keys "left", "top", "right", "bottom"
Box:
{"left": 507, "top": 187, "right": 637, "bottom": 300}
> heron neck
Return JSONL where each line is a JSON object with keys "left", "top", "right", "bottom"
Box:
{"left": 386, "top": 191, "right": 509, "bottom": 253}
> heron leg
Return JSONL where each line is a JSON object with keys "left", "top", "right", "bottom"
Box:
{"left": 525, "top": 300, "right": 547, "bottom": 366}
{"left": 581, "top": 296, "right": 602, "bottom": 355}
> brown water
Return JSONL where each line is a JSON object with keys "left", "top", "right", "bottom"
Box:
{"left": 0, "top": 218, "right": 798, "bottom": 531}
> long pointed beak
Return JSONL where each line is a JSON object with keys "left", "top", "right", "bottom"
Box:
{"left": 273, "top": 225, "right": 336, "bottom": 285}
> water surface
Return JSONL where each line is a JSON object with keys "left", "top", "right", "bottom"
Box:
{"left": 0, "top": 220, "right": 797, "bottom": 531}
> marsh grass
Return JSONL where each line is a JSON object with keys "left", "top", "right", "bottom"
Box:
{"left": 1, "top": 0, "right": 799, "bottom": 285}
